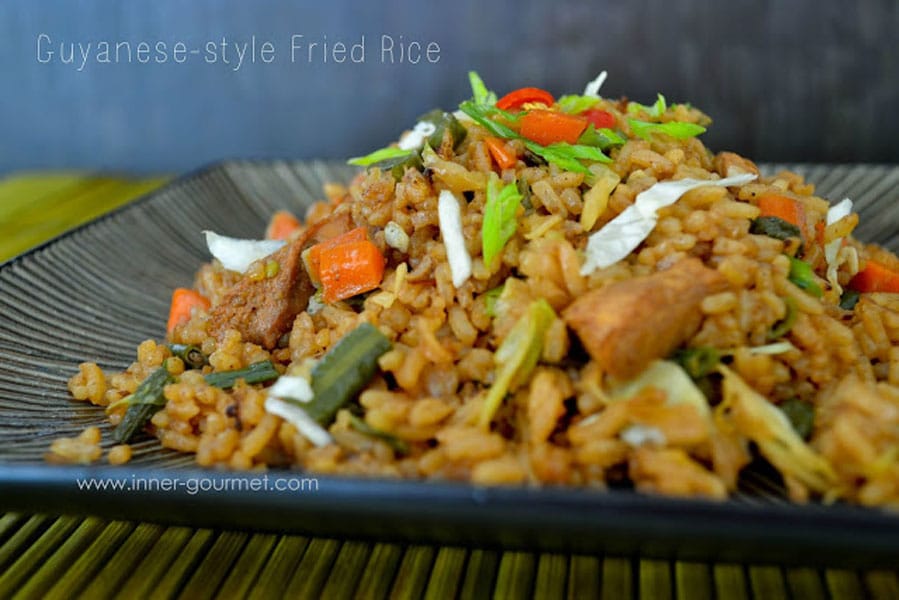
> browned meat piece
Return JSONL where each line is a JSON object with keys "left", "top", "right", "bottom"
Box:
{"left": 562, "top": 258, "right": 727, "bottom": 380}
{"left": 208, "top": 212, "right": 353, "bottom": 348}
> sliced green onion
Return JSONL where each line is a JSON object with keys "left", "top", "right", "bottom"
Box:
{"left": 468, "top": 71, "right": 497, "bottom": 105}
{"left": 787, "top": 256, "right": 824, "bottom": 298}
{"left": 768, "top": 296, "right": 798, "bottom": 340}
{"left": 577, "top": 124, "right": 627, "bottom": 150}
{"left": 627, "top": 93, "right": 667, "bottom": 117}
{"left": 458, "top": 101, "right": 519, "bottom": 139}
{"left": 673, "top": 346, "right": 721, "bottom": 379}
{"left": 557, "top": 94, "right": 600, "bottom": 114}
{"left": 482, "top": 175, "right": 523, "bottom": 270}
{"left": 628, "top": 119, "right": 706, "bottom": 140}
{"left": 483, "top": 285, "right": 504, "bottom": 318}
{"left": 348, "top": 147, "right": 414, "bottom": 167}
{"left": 348, "top": 414, "right": 409, "bottom": 455}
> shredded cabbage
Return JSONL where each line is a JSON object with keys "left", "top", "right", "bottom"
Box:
{"left": 580, "top": 173, "right": 757, "bottom": 274}
{"left": 438, "top": 190, "right": 472, "bottom": 287}
{"left": 583, "top": 71, "right": 608, "bottom": 98}
{"left": 203, "top": 231, "right": 286, "bottom": 274}
{"left": 825, "top": 197, "right": 854, "bottom": 294}
{"left": 621, "top": 424, "right": 667, "bottom": 447}
{"left": 718, "top": 366, "right": 836, "bottom": 493}
{"left": 268, "top": 375, "right": 314, "bottom": 403}
{"left": 479, "top": 299, "right": 556, "bottom": 428}
{"left": 610, "top": 360, "right": 710, "bottom": 418}
{"left": 398, "top": 121, "right": 437, "bottom": 151}
{"left": 264, "top": 396, "right": 332, "bottom": 447}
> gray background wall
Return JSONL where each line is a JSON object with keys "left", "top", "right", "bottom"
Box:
{"left": 1, "top": 0, "right": 897, "bottom": 175}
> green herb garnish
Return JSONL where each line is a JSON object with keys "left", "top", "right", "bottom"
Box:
{"left": 627, "top": 93, "right": 667, "bottom": 117}
{"left": 468, "top": 71, "right": 497, "bottom": 105}
{"left": 628, "top": 119, "right": 706, "bottom": 141}
{"left": 557, "top": 94, "right": 600, "bottom": 114}
{"left": 577, "top": 124, "right": 626, "bottom": 151}
{"left": 348, "top": 147, "right": 414, "bottom": 167}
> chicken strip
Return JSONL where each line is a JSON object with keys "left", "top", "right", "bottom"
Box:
{"left": 562, "top": 258, "right": 726, "bottom": 380}
{"left": 208, "top": 212, "right": 353, "bottom": 349}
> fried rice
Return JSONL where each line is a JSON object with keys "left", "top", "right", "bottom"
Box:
{"left": 57, "top": 72, "right": 899, "bottom": 507}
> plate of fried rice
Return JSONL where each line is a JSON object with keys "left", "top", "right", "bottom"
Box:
{"left": 2, "top": 72, "right": 899, "bottom": 563}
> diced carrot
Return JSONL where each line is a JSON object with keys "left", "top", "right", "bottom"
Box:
{"left": 815, "top": 221, "right": 825, "bottom": 246}
{"left": 265, "top": 210, "right": 301, "bottom": 240}
{"left": 849, "top": 260, "right": 899, "bottom": 293}
{"left": 519, "top": 110, "right": 588, "bottom": 146}
{"left": 484, "top": 136, "right": 518, "bottom": 170}
{"left": 318, "top": 240, "right": 386, "bottom": 303}
{"left": 496, "top": 87, "right": 554, "bottom": 111}
{"left": 166, "top": 288, "right": 211, "bottom": 334}
{"left": 304, "top": 226, "right": 368, "bottom": 283}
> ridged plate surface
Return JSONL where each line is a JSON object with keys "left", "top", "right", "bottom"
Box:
{"left": 1, "top": 161, "right": 899, "bottom": 565}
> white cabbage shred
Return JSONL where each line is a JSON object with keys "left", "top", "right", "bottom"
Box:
{"left": 580, "top": 173, "right": 757, "bottom": 275}
{"left": 203, "top": 231, "right": 285, "bottom": 274}
{"left": 583, "top": 71, "right": 608, "bottom": 98}
{"left": 621, "top": 424, "right": 667, "bottom": 448}
{"left": 610, "top": 360, "right": 711, "bottom": 418}
{"left": 824, "top": 197, "right": 854, "bottom": 294}
{"left": 718, "top": 366, "right": 836, "bottom": 493}
{"left": 265, "top": 374, "right": 330, "bottom": 447}
{"left": 438, "top": 190, "right": 472, "bottom": 287}
{"left": 398, "top": 121, "right": 437, "bottom": 151}
{"left": 268, "top": 375, "right": 314, "bottom": 403}
{"left": 264, "top": 397, "right": 332, "bottom": 447}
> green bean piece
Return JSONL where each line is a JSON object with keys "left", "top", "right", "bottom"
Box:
{"left": 750, "top": 216, "right": 803, "bottom": 243}
{"left": 348, "top": 414, "right": 410, "bottom": 455}
{"left": 305, "top": 323, "right": 392, "bottom": 425}
{"left": 418, "top": 109, "right": 468, "bottom": 150}
{"left": 203, "top": 360, "right": 280, "bottom": 389}
{"left": 780, "top": 397, "right": 815, "bottom": 440}
{"left": 372, "top": 151, "right": 423, "bottom": 181}
{"left": 113, "top": 367, "right": 174, "bottom": 443}
{"left": 168, "top": 343, "right": 208, "bottom": 370}
{"left": 839, "top": 289, "right": 861, "bottom": 310}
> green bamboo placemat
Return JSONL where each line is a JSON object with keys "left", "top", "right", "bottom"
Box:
{"left": 1, "top": 173, "right": 898, "bottom": 599}
{"left": 0, "top": 172, "right": 169, "bottom": 263}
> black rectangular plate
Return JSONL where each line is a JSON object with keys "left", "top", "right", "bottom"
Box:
{"left": 2, "top": 161, "right": 899, "bottom": 566}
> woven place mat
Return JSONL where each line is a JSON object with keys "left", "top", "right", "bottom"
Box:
{"left": 1, "top": 169, "right": 898, "bottom": 599}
